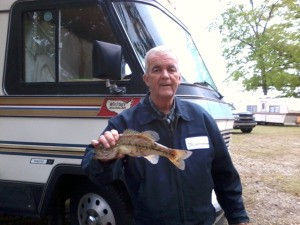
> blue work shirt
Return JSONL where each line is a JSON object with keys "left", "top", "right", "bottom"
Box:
{"left": 81, "top": 95, "right": 249, "bottom": 225}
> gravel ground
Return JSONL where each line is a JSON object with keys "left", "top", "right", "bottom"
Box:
{"left": 230, "top": 125, "right": 300, "bottom": 225}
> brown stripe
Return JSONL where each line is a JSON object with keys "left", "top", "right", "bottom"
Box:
{"left": 0, "top": 96, "right": 104, "bottom": 117}
{"left": 0, "top": 143, "right": 85, "bottom": 157}
{"left": 0, "top": 96, "right": 104, "bottom": 106}
{"left": 0, "top": 108, "right": 99, "bottom": 117}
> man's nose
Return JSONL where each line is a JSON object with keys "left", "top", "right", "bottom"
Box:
{"left": 161, "top": 69, "right": 170, "bottom": 78}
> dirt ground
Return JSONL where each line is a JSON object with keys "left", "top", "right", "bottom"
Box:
{"left": 230, "top": 125, "right": 300, "bottom": 225}
{"left": 1, "top": 125, "right": 299, "bottom": 225}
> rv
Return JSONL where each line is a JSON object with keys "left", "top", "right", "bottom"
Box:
{"left": 0, "top": 0, "right": 233, "bottom": 224}
{"left": 246, "top": 97, "right": 300, "bottom": 125}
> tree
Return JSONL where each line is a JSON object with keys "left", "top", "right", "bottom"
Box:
{"left": 216, "top": 0, "right": 300, "bottom": 97}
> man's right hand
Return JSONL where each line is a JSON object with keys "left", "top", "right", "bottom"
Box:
{"left": 91, "top": 129, "right": 124, "bottom": 160}
{"left": 91, "top": 129, "right": 120, "bottom": 148}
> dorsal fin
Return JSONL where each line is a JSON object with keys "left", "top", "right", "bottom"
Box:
{"left": 142, "top": 130, "right": 160, "bottom": 141}
{"left": 123, "top": 129, "right": 139, "bottom": 135}
{"left": 123, "top": 129, "right": 160, "bottom": 142}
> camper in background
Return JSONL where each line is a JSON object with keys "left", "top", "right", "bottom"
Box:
{"left": 246, "top": 97, "right": 300, "bottom": 126}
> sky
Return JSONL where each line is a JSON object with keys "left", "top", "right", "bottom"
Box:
{"left": 172, "top": 0, "right": 266, "bottom": 106}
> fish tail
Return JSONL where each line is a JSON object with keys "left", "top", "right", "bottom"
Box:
{"left": 168, "top": 149, "right": 192, "bottom": 170}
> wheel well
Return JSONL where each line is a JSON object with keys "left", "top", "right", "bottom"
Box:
{"left": 39, "top": 165, "right": 132, "bottom": 217}
{"left": 39, "top": 164, "right": 89, "bottom": 216}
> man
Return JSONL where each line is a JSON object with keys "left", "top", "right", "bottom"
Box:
{"left": 82, "top": 46, "right": 250, "bottom": 225}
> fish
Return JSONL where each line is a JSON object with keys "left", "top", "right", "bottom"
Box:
{"left": 94, "top": 129, "right": 192, "bottom": 170}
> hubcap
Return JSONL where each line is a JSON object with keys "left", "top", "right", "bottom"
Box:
{"left": 77, "top": 193, "right": 116, "bottom": 225}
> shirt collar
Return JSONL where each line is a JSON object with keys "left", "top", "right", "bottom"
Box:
{"left": 148, "top": 95, "right": 176, "bottom": 122}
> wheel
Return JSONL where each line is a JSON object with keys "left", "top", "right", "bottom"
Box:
{"left": 241, "top": 128, "right": 253, "bottom": 133}
{"left": 213, "top": 208, "right": 226, "bottom": 225}
{"left": 69, "top": 182, "right": 133, "bottom": 225}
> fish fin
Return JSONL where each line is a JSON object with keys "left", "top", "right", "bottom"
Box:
{"left": 168, "top": 149, "right": 193, "bottom": 170}
{"left": 122, "top": 129, "right": 139, "bottom": 135}
{"left": 123, "top": 129, "right": 139, "bottom": 135}
{"left": 143, "top": 155, "right": 159, "bottom": 164}
{"left": 142, "top": 130, "right": 160, "bottom": 141}
{"left": 123, "top": 129, "right": 160, "bottom": 141}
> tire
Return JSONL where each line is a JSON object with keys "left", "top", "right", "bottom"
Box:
{"left": 69, "top": 182, "right": 133, "bottom": 225}
{"left": 213, "top": 208, "right": 226, "bottom": 225}
{"left": 241, "top": 128, "right": 253, "bottom": 133}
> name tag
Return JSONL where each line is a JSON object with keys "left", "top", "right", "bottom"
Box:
{"left": 185, "top": 136, "right": 209, "bottom": 150}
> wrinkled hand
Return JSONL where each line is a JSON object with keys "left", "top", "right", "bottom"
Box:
{"left": 91, "top": 129, "right": 124, "bottom": 161}
{"left": 92, "top": 129, "right": 120, "bottom": 148}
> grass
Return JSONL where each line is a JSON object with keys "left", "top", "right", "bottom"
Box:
{"left": 231, "top": 125, "right": 300, "bottom": 196}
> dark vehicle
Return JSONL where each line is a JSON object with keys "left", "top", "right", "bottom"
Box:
{"left": 231, "top": 106, "right": 257, "bottom": 133}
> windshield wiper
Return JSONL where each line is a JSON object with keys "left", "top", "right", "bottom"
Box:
{"left": 194, "top": 81, "right": 224, "bottom": 100}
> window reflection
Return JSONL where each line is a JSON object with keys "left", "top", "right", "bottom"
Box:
{"left": 114, "top": 2, "right": 217, "bottom": 89}
{"left": 24, "top": 11, "right": 56, "bottom": 82}
{"left": 23, "top": 6, "right": 131, "bottom": 83}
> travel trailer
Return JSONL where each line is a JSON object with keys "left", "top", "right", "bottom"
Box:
{"left": 0, "top": 0, "right": 233, "bottom": 224}
{"left": 247, "top": 98, "right": 300, "bottom": 125}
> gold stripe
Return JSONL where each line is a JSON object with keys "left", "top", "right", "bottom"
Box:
{"left": 0, "top": 96, "right": 104, "bottom": 106}
{"left": 0, "top": 143, "right": 85, "bottom": 157}
{"left": 0, "top": 108, "right": 99, "bottom": 117}
{"left": 0, "top": 96, "right": 104, "bottom": 117}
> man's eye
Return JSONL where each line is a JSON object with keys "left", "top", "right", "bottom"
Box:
{"left": 152, "top": 68, "right": 160, "bottom": 73}
{"left": 169, "top": 68, "right": 177, "bottom": 73}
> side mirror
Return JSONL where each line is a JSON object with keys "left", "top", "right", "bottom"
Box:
{"left": 92, "top": 41, "right": 122, "bottom": 80}
{"left": 92, "top": 41, "right": 126, "bottom": 94}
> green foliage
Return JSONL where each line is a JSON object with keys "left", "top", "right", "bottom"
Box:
{"left": 216, "top": 0, "right": 300, "bottom": 96}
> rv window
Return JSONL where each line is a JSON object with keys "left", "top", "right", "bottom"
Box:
{"left": 22, "top": 5, "right": 132, "bottom": 85}
{"left": 24, "top": 11, "right": 56, "bottom": 83}
{"left": 5, "top": 1, "right": 138, "bottom": 95}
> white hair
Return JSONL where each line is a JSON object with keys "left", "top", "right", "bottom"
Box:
{"left": 144, "top": 46, "right": 179, "bottom": 73}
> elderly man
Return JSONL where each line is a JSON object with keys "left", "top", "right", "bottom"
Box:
{"left": 82, "top": 46, "right": 250, "bottom": 225}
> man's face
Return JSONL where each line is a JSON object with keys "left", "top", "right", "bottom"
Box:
{"left": 143, "top": 51, "right": 181, "bottom": 101}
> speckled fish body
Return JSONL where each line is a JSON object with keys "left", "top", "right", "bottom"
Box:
{"left": 94, "top": 129, "right": 192, "bottom": 170}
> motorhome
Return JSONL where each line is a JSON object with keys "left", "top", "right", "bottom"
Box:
{"left": 246, "top": 97, "right": 300, "bottom": 125}
{"left": 0, "top": 0, "right": 233, "bottom": 224}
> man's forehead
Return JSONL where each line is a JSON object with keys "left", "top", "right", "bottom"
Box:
{"left": 149, "top": 53, "right": 177, "bottom": 65}
{"left": 149, "top": 60, "right": 177, "bottom": 70}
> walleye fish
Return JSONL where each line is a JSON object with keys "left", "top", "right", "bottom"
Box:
{"left": 94, "top": 129, "right": 192, "bottom": 170}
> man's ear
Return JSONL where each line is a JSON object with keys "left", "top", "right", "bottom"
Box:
{"left": 143, "top": 74, "right": 149, "bottom": 86}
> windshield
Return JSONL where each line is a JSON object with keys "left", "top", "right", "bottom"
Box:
{"left": 113, "top": 1, "right": 217, "bottom": 89}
